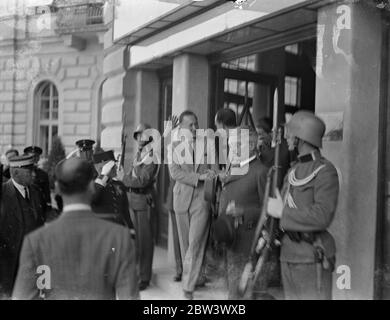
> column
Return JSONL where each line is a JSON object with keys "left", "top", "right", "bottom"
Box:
{"left": 172, "top": 53, "right": 210, "bottom": 128}
{"left": 315, "top": 2, "right": 383, "bottom": 299}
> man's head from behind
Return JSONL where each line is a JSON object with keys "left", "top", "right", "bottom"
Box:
{"left": 215, "top": 108, "right": 237, "bottom": 130}
{"left": 55, "top": 158, "right": 96, "bottom": 205}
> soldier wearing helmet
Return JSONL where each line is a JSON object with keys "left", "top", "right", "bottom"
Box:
{"left": 122, "top": 123, "right": 158, "bottom": 291}
{"left": 267, "top": 111, "right": 339, "bottom": 300}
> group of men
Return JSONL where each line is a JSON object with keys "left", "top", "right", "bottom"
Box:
{"left": 0, "top": 131, "right": 157, "bottom": 299}
{"left": 0, "top": 107, "right": 339, "bottom": 300}
{"left": 166, "top": 108, "right": 339, "bottom": 300}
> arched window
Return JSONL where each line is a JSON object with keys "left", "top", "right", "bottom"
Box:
{"left": 35, "top": 81, "right": 59, "bottom": 156}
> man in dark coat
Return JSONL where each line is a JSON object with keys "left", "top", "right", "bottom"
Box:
{"left": 92, "top": 150, "right": 135, "bottom": 236}
{"left": 214, "top": 127, "right": 268, "bottom": 299}
{"left": 24, "top": 146, "right": 51, "bottom": 208}
{"left": 12, "top": 158, "right": 139, "bottom": 300}
{"left": 0, "top": 154, "right": 46, "bottom": 298}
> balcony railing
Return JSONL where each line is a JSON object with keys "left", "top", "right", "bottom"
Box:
{"left": 56, "top": 3, "right": 105, "bottom": 32}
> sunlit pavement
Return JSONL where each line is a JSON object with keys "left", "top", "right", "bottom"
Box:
{"left": 140, "top": 246, "right": 284, "bottom": 300}
{"left": 140, "top": 246, "right": 227, "bottom": 300}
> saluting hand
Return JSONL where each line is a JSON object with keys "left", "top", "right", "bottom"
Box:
{"left": 102, "top": 160, "right": 116, "bottom": 177}
{"left": 267, "top": 189, "right": 283, "bottom": 218}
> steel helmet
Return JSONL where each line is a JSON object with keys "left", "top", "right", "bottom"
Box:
{"left": 286, "top": 111, "right": 325, "bottom": 148}
{"left": 133, "top": 123, "right": 152, "bottom": 140}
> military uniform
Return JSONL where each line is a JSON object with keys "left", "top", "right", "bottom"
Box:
{"left": 92, "top": 150, "right": 135, "bottom": 234}
{"left": 93, "top": 178, "right": 135, "bottom": 230}
{"left": 271, "top": 111, "right": 340, "bottom": 300}
{"left": 215, "top": 157, "right": 268, "bottom": 299}
{"left": 24, "top": 146, "right": 51, "bottom": 208}
{"left": 123, "top": 126, "right": 158, "bottom": 289}
{"left": 280, "top": 150, "right": 338, "bottom": 299}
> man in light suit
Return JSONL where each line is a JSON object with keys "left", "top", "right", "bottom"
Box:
{"left": 168, "top": 110, "right": 216, "bottom": 300}
{"left": 12, "top": 158, "right": 139, "bottom": 300}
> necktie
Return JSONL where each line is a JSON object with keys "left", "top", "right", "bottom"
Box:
{"left": 24, "top": 187, "right": 30, "bottom": 202}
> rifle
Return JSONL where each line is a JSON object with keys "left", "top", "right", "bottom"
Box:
{"left": 238, "top": 87, "right": 282, "bottom": 298}
{"left": 119, "top": 111, "right": 127, "bottom": 171}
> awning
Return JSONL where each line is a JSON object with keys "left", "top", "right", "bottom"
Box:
{"left": 114, "top": 0, "right": 226, "bottom": 45}
{"left": 131, "top": 0, "right": 328, "bottom": 69}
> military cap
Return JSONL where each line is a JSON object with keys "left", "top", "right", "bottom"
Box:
{"left": 212, "top": 215, "right": 235, "bottom": 246}
{"left": 75, "top": 139, "right": 95, "bottom": 151}
{"left": 9, "top": 154, "right": 35, "bottom": 168}
{"left": 24, "top": 146, "right": 42, "bottom": 155}
{"left": 133, "top": 123, "right": 152, "bottom": 140}
{"left": 5, "top": 149, "right": 19, "bottom": 157}
{"left": 93, "top": 150, "right": 116, "bottom": 164}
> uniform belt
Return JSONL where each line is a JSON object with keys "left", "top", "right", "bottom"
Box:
{"left": 284, "top": 231, "right": 320, "bottom": 244}
{"left": 130, "top": 187, "right": 152, "bottom": 194}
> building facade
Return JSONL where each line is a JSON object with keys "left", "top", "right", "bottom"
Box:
{"left": 0, "top": 0, "right": 107, "bottom": 156}
{"left": 1, "top": 0, "right": 390, "bottom": 300}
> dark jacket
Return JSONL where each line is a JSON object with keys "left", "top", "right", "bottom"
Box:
{"left": 280, "top": 150, "right": 339, "bottom": 263}
{"left": 12, "top": 210, "right": 139, "bottom": 300}
{"left": 92, "top": 179, "right": 134, "bottom": 230}
{"left": 0, "top": 180, "right": 46, "bottom": 297}
{"left": 260, "top": 140, "right": 291, "bottom": 188}
{"left": 218, "top": 158, "right": 268, "bottom": 255}
{"left": 32, "top": 167, "right": 51, "bottom": 206}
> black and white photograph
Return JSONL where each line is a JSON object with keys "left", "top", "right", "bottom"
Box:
{"left": 0, "top": 0, "right": 389, "bottom": 306}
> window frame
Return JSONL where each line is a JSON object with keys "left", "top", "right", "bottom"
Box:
{"left": 34, "top": 81, "right": 59, "bottom": 156}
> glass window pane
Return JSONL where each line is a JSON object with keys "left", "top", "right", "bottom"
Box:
{"left": 238, "top": 81, "right": 246, "bottom": 97}
{"left": 41, "top": 83, "right": 50, "bottom": 97}
{"left": 248, "top": 82, "right": 254, "bottom": 98}
{"left": 52, "top": 99, "right": 59, "bottom": 120}
{"left": 285, "top": 44, "right": 299, "bottom": 55}
{"left": 227, "top": 79, "right": 238, "bottom": 94}
{"left": 285, "top": 76, "right": 299, "bottom": 107}
{"left": 40, "top": 100, "right": 50, "bottom": 120}
{"left": 222, "top": 54, "right": 256, "bottom": 71}
{"left": 52, "top": 85, "right": 58, "bottom": 98}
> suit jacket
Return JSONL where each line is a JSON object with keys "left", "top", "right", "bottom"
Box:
{"left": 280, "top": 150, "right": 339, "bottom": 263}
{"left": 0, "top": 180, "right": 46, "bottom": 297}
{"left": 12, "top": 209, "right": 140, "bottom": 300}
{"left": 168, "top": 138, "right": 212, "bottom": 213}
{"left": 218, "top": 158, "right": 268, "bottom": 255}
